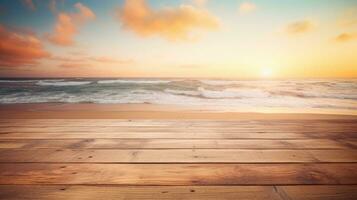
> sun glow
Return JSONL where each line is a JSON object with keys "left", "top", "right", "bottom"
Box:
{"left": 260, "top": 67, "right": 273, "bottom": 78}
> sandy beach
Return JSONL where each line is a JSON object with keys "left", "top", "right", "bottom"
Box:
{"left": 1, "top": 103, "right": 357, "bottom": 120}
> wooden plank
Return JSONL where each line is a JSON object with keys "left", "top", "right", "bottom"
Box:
{"left": 0, "top": 163, "right": 356, "bottom": 185}
{"left": 0, "top": 119, "right": 355, "bottom": 127}
{"left": 0, "top": 140, "right": 28, "bottom": 148}
{"left": 0, "top": 185, "right": 356, "bottom": 200}
{"left": 310, "top": 150, "right": 357, "bottom": 162}
{"left": 0, "top": 127, "right": 318, "bottom": 133}
{"left": 0, "top": 139, "right": 350, "bottom": 149}
{"left": 1, "top": 126, "right": 356, "bottom": 133}
{"left": 0, "top": 120, "right": 326, "bottom": 125}
{"left": 0, "top": 120, "right": 281, "bottom": 126}
{"left": 0, "top": 149, "right": 355, "bottom": 163}
{"left": 0, "top": 132, "right": 312, "bottom": 139}
{"left": 1, "top": 131, "right": 356, "bottom": 139}
{"left": 0, "top": 185, "right": 284, "bottom": 200}
{"left": 339, "top": 139, "right": 357, "bottom": 148}
{"left": 279, "top": 185, "right": 357, "bottom": 200}
{"left": 0, "top": 121, "right": 355, "bottom": 127}
{"left": 0, "top": 119, "right": 355, "bottom": 123}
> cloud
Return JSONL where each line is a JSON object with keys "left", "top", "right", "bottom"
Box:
{"left": 52, "top": 55, "right": 133, "bottom": 68}
{"left": 335, "top": 33, "right": 357, "bottom": 42}
{"left": 341, "top": 19, "right": 357, "bottom": 27}
{"left": 50, "top": 56, "right": 89, "bottom": 68}
{"left": 50, "top": 56, "right": 84, "bottom": 62}
{"left": 337, "top": 7, "right": 357, "bottom": 27}
{"left": 192, "top": 0, "right": 207, "bottom": 7}
{"left": 179, "top": 64, "right": 202, "bottom": 68}
{"left": 285, "top": 20, "right": 314, "bottom": 35}
{"left": 239, "top": 2, "right": 256, "bottom": 14}
{"left": 59, "top": 62, "right": 91, "bottom": 68}
{"left": 22, "top": 0, "right": 35, "bottom": 11}
{"left": 0, "top": 25, "right": 50, "bottom": 67}
{"left": 117, "top": 0, "right": 219, "bottom": 41}
{"left": 88, "top": 56, "right": 134, "bottom": 64}
{"left": 47, "top": 3, "right": 95, "bottom": 46}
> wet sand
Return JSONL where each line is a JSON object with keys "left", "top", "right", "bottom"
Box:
{"left": 1, "top": 103, "right": 357, "bottom": 120}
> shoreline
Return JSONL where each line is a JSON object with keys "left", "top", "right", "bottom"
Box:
{"left": 1, "top": 103, "right": 357, "bottom": 120}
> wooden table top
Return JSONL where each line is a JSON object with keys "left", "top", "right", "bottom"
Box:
{"left": 0, "top": 119, "right": 356, "bottom": 199}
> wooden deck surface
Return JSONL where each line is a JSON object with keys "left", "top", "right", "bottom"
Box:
{"left": 0, "top": 119, "right": 356, "bottom": 199}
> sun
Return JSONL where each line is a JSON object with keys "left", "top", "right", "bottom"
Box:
{"left": 260, "top": 67, "right": 273, "bottom": 78}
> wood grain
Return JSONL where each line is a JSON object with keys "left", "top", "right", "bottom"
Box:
{"left": 0, "top": 186, "right": 283, "bottom": 200}
{"left": 1, "top": 125, "right": 356, "bottom": 133}
{"left": 0, "top": 149, "right": 355, "bottom": 163}
{"left": 1, "top": 119, "right": 356, "bottom": 199}
{"left": 1, "top": 131, "right": 356, "bottom": 139}
{"left": 1, "top": 185, "right": 356, "bottom": 200}
{"left": 0, "top": 139, "right": 351, "bottom": 149}
{"left": 0, "top": 163, "right": 356, "bottom": 185}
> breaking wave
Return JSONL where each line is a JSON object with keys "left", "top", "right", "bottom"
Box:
{"left": 1, "top": 78, "right": 357, "bottom": 113}
{"left": 97, "top": 79, "right": 171, "bottom": 84}
{"left": 36, "top": 80, "right": 92, "bottom": 86}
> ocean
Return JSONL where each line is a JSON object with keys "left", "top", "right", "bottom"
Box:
{"left": 0, "top": 78, "right": 356, "bottom": 114}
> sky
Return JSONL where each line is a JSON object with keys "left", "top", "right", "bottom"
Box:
{"left": 0, "top": 0, "right": 356, "bottom": 78}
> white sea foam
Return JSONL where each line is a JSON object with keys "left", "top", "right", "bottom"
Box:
{"left": 36, "top": 80, "right": 91, "bottom": 86}
{"left": 164, "top": 89, "right": 200, "bottom": 96}
{"left": 97, "top": 79, "right": 171, "bottom": 84}
{"left": 1, "top": 78, "right": 357, "bottom": 114}
{"left": 0, "top": 80, "right": 36, "bottom": 83}
{"left": 198, "top": 87, "right": 270, "bottom": 98}
{"left": 201, "top": 80, "right": 240, "bottom": 86}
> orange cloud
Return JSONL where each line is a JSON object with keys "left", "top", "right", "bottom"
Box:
{"left": 341, "top": 19, "right": 357, "bottom": 27}
{"left": 192, "top": 0, "right": 207, "bottom": 7}
{"left": 0, "top": 25, "right": 50, "bottom": 67}
{"left": 335, "top": 33, "right": 357, "bottom": 42}
{"left": 53, "top": 55, "right": 133, "bottom": 68}
{"left": 22, "top": 0, "right": 35, "bottom": 11}
{"left": 285, "top": 20, "right": 314, "bottom": 35}
{"left": 59, "top": 62, "right": 92, "bottom": 68}
{"left": 48, "top": 3, "right": 95, "bottom": 46}
{"left": 89, "top": 56, "right": 134, "bottom": 64}
{"left": 117, "top": 0, "right": 219, "bottom": 40}
{"left": 239, "top": 2, "right": 256, "bottom": 14}
{"left": 51, "top": 56, "right": 84, "bottom": 62}
{"left": 337, "top": 7, "right": 357, "bottom": 27}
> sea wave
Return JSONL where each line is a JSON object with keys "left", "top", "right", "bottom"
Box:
{"left": 164, "top": 87, "right": 271, "bottom": 99}
{"left": 97, "top": 79, "right": 171, "bottom": 84}
{"left": 1, "top": 78, "right": 357, "bottom": 113}
{"left": 0, "top": 80, "right": 37, "bottom": 83}
{"left": 164, "top": 89, "right": 200, "bottom": 96}
{"left": 198, "top": 87, "right": 270, "bottom": 99}
{"left": 36, "top": 80, "right": 91, "bottom": 86}
{"left": 201, "top": 80, "right": 241, "bottom": 86}
{"left": 299, "top": 91, "right": 357, "bottom": 100}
